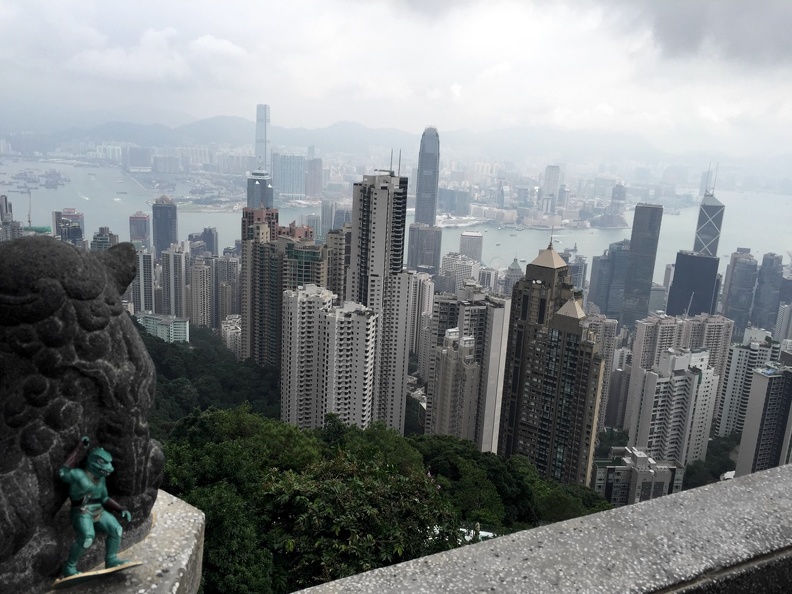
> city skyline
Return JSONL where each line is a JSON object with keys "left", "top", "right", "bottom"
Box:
{"left": 2, "top": 2, "right": 792, "bottom": 157}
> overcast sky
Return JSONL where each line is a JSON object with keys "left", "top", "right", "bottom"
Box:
{"left": 2, "top": 0, "right": 791, "bottom": 156}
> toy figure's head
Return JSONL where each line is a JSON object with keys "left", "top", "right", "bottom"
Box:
{"left": 86, "top": 448, "right": 114, "bottom": 477}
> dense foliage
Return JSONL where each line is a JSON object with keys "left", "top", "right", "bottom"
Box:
{"left": 142, "top": 324, "right": 611, "bottom": 592}
{"left": 683, "top": 432, "right": 741, "bottom": 489}
{"left": 135, "top": 322, "right": 280, "bottom": 439}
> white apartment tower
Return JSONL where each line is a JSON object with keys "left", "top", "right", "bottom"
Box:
{"left": 716, "top": 328, "right": 780, "bottom": 438}
{"left": 346, "top": 172, "right": 411, "bottom": 432}
{"left": 628, "top": 349, "right": 719, "bottom": 466}
{"left": 281, "top": 285, "right": 378, "bottom": 430}
{"left": 161, "top": 244, "right": 189, "bottom": 318}
{"left": 130, "top": 251, "right": 155, "bottom": 314}
{"left": 440, "top": 252, "right": 481, "bottom": 292}
{"left": 189, "top": 258, "right": 213, "bottom": 328}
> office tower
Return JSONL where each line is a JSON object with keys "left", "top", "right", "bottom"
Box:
{"left": 271, "top": 153, "right": 306, "bottom": 199}
{"left": 188, "top": 227, "right": 218, "bottom": 256}
{"left": 439, "top": 252, "right": 480, "bottom": 292}
{"left": 502, "top": 259, "right": 523, "bottom": 298}
{"left": 320, "top": 200, "right": 337, "bottom": 238}
{"left": 591, "top": 447, "right": 684, "bottom": 507}
{"left": 478, "top": 266, "right": 499, "bottom": 293}
{"left": 332, "top": 206, "right": 352, "bottom": 230}
{"left": 715, "top": 328, "right": 780, "bottom": 438}
{"left": 414, "top": 127, "right": 440, "bottom": 226}
{"left": 189, "top": 258, "right": 213, "bottom": 328}
{"left": 247, "top": 169, "right": 274, "bottom": 209}
{"left": 736, "top": 363, "right": 792, "bottom": 477}
{"left": 255, "top": 104, "right": 270, "bottom": 169}
{"left": 721, "top": 249, "right": 758, "bottom": 336}
{"left": 557, "top": 184, "right": 571, "bottom": 208}
{"left": 498, "top": 244, "right": 603, "bottom": 484}
{"left": 419, "top": 282, "right": 510, "bottom": 452}
{"left": 459, "top": 231, "right": 483, "bottom": 263}
{"left": 648, "top": 283, "right": 667, "bottom": 314}
{"left": 406, "top": 272, "right": 434, "bottom": 354}
{"left": 425, "top": 329, "right": 480, "bottom": 442}
{"left": 325, "top": 226, "right": 349, "bottom": 301}
{"left": 346, "top": 172, "right": 411, "bottom": 432}
{"left": 130, "top": 251, "right": 155, "bottom": 314}
{"left": 693, "top": 192, "right": 724, "bottom": 257}
{"left": 306, "top": 158, "right": 323, "bottom": 197}
{"left": 628, "top": 348, "right": 718, "bottom": 466}
{"left": 303, "top": 213, "right": 321, "bottom": 236}
{"left": 584, "top": 314, "right": 619, "bottom": 432}
{"left": 406, "top": 223, "right": 442, "bottom": 275}
{"left": 281, "top": 285, "right": 378, "bottom": 430}
{"left": 588, "top": 240, "right": 631, "bottom": 319}
{"left": 752, "top": 253, "right": 784, "bottom": 331}
{"left": 161, "top": 244, "right": 188, "bottom": 317}
{"left": 609, "top": 182, "right": 627, "bottom": 215}
{"left": 89, "top": 227, "right": 119, "bottom": 252}
{"left": 542, "top": 165, "right": 561, "bottom": 213}
{"left": 663, "top": 263, "right": 675, "bottom": 290}
{"left": 152, "top": 196, "right": 178, "bottom": 260}
{"left": 129, "top": 211, "right": 151, "bottom": 250}
{"left": 240, "top": 208, "right": 324, "bottom": 367}
{"left": 56, "top": 208, "right": 85, "bottom": 234}
{"left": 621, "top": 204, "right": 663, "bottom": 329}
{"left": 666, "top": 251, "right": 720, "bottom": 317}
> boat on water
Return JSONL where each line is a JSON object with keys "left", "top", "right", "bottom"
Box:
{"left": 496, "top": 242, "right": 501, "bottom": 246}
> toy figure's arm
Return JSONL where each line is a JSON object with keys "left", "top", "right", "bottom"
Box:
{"left": 104, "top": 498, "right": 132, "bottom": 522}
{"left": 58, "top": 436, "right": 91, "bottom": 484}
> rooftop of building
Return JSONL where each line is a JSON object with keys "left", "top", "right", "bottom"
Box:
{"left": 529, "top": 242, "right": 567, "bottom": 269}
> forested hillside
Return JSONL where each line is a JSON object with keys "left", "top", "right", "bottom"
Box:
{"left": 138, "top": 323, "right": 611, "bottom": 593}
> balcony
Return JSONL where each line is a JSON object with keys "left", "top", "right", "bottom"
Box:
{"left": 303, "top": 464, "right": 792, "bottom": 593}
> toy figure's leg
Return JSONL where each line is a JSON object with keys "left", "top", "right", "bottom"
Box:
{"left": 62, "top": 512, "right": 96, "bottom": 577}
{"left": 96, "top": 510, "right": 128, "bottom": 568}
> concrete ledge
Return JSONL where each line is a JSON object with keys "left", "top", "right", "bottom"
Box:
{"left": 303, "top": 464, "right": 792, "bottom": 593}
{"left": 46, "top": 490, "right": 204, "bottom": 594}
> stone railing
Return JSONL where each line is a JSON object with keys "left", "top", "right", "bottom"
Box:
{"left": 303, "top": 464, "right": 792, "bottom": 593}
{"left": 45, "top": 491, "right": 204, "bottom": 594}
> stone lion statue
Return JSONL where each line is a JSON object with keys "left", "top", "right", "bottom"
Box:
{"left": 0, "top": 236, "right": 164, "bottom": 591}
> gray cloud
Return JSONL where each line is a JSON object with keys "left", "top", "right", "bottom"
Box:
{"left": 630, "top": 0, "right": 792, "bottom": 66}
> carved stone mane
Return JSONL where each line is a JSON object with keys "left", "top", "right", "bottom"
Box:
{"left": 0, "top": 236, "right": 163, "bottom": 590}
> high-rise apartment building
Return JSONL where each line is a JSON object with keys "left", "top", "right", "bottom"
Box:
{"left": 320, "top": 200, "right": 337, "bottom": 238}
{"left": 188, "top": 227, "right": 218, "bottom": 256}
{"left": 406, "top": 272, "right": 434, "bottom": 355}
{"left": 584, "top": 314, "right": 619, "bottom": 432}
{"left": 161, "top": 243, "right": 188, "bottom": 317}
{"left": 459, "top": 231, "right": 483, "bottom": 263}
{"left": 89, "top": 226, "right": 119, "bottom": 252}
{"left": 346, "top": 172, "right": 411, "bottom": 432}
{"left": 152, "top": 196, "right": 178, "bottom": 260}
{"left": 591, "top": 447, "right": 684, "bottom": 507}
{"left": 439, "top": 252, "right": 480, "bottom": 293}
{"left": 281, "top": 285, "right": 378, "bottom": 430}
{"left": 255, "top": 104, "right": 270, "bottom": 170}
{"left": 715, "top": 328, "right": 780, "bottom": 438}
{"left": 621, "top": 204, "right": 663, "bottom": 329}
{"left": 325, "top": 225, "right": 349, "bottom": 301}
{"left": 406, "top": 223, "right": 442, "bottom": 275}
{"left": 414, "top": 127, "right": 440, "bottom": 226}
{"left": 666, "top": 251, "right": 721, "bottom": 317}
{"left": 775, "top": 302, "right": 792, "bottom": 341}
{"left": 627, "top": 348, "right": 718, "bottom": 466}
{"left": 752, "top": 253, "right": 784, "bottom": 331}
{"left": 189, "top": 257, "right": 213, "bottom": 328}
{"left": 736, "top": 363, "right": 792, "bottom": 477}
{"left": 129, "top": 211, "right": 150, "bottom": 250}
{"left": 247, "top": 169, "right": 274, "bottom": 209}
{"left": 498, "top": 244, "right": 603, "bottom": 484}
{"left": 130, "top": 250, "right": 155, "bottom": 314}
{"left": 721, "top": 249, "right": 758, "bottom": 336}
{"left": 693, "top": 192, "right": 725, "bottom": 257}
{"left": 221, "top": 314, "right": 243, "bottom": 360}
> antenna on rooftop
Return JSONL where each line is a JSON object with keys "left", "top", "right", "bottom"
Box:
{"left": 389, "top": 149, "right": 393, "bottom": 173}
{"left": 397, "top": 150, "right": 402, "bottom": 176}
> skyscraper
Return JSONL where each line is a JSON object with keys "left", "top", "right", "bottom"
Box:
{"left": 129, "top": 211, "right": 151, "bottom": 250}
{"left": 693, "top": 192, "right": 725, "bottom": 257}
{"left": 161, "top": 243, "right": 188, "bottom": 317}
{"left": 498, "top": 244, "right": 604, "bottom": 484}
{"left": 255, "top": 104, "right": 270, "bottom": 170}
{"left": 271, "top": 153, "right": 306, "bottom": 199}
{"left": 89, "top": 227, "right": 119, "bottom": 252}
{"left": 152, "top": 195, "right": 178, "bottom": 260}
{"left": 621, "top": 204, "right": 663, "bottom": 329}
{"left": 130, "top": 251, "right": 155, "bottom": 314}
{"left": 414, "top": 127, "right": 440, "bottom": 226}
{"left": 666, "top": 251, "right": 721, "bottom": 317}
{"left": 752, "top": 253, "right": 784, "bottom": 331}
{"left": 346, "top": 172, "right": 411, "bottom": 432}
{"left": 721, "top": 249, "right": 758, "bottom": 336}
{"left": 406, "top": 223, "right": 442, "bottom": 275}
{"left": 542, "top": 165, "right": 561, "bottom": 213}
{"left": 247, "top": 169, "right": 274, "bottom": 209}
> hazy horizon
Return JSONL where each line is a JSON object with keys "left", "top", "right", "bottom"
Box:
{"left": 2, "top": 1, "right": 792, "bottom": 159}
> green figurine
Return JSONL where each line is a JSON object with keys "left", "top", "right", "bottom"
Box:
{"left": 59, "top": 436, "right": 132, "bottom": 577}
